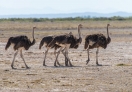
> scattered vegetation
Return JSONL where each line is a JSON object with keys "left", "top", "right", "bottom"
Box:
{"left": 1, "top": 16, "right": 132, "bottom": 22}
{"left": 116, "top": 63, "right": 132, "bottom": 66}
{"left": 1, "top": 16, "right": 132, "bottom": 37}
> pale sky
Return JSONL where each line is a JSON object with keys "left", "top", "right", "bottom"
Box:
{"left": 0, "top": 0, "right": 132, "bottom": 15}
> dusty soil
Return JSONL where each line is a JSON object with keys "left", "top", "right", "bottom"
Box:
{"left": 0, "top": 27, "right": 132, "bottom": 92}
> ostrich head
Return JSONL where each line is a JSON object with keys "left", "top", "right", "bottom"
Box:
{"left": 107, "top": 24, "right": 110, "bottom": 26}
{"left": 78, "top": 24, "right": 83, "bottom": 28}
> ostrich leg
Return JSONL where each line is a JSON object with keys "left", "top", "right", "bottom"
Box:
{"left": 54, "top": 48, "right": 62, "bottom": 67}
{"left": 65, "top": 47, "right": 73, "bottom": 67}
{"left": 86, "top": 46, "right": 90, "bottom": 65}
{"left": 54, "top": 49, "right": 63, "bottom": 66}
{"left": 96, "top": 48, "right": 101, "bottom": 66}
{"left": 61, "top": 49, "right": 69, "bottom": 66}
{"left": 65, "top": 51, "right": 69, "bottom": 66}
{"left": 20, "top": 49, "right": 30, "bottom": 69}
{"left": 11, "top": 50, "right": 18, "bottom": 69}
{"left": 43, "top": 48, "right": 49, "bottom": 66}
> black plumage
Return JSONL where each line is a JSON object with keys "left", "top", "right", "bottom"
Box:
{"left": 5, "top": 36, "right": 35, "bottom": 50}
{"left": 39, "top": 35, "right": 62, "bottom": 66}
{"left": 84, "top": 24, "right": 111, "bottom": 65}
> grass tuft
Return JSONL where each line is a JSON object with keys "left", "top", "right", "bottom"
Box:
{"left": 116, "top": 63, "right": 131, "bottom": 66}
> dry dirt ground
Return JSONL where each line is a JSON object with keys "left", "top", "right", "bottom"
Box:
{"left": 0, "top": 28, "right": 132, "bottom": 92}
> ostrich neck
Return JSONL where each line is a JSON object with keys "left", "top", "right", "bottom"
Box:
{"left": 107, "top": 25, "right": 109, "bottom": 38}
{"left": 32, "top": 28, "right": 35, "bottom": 40}
{"left": 78, "top": 26, "right": 81, "bottom": 38}
{"left": 30, "top": 28, "right": 35, "bottom": 46}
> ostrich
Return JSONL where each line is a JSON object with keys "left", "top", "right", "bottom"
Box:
{"left": 39, "top": 32, "right": 73, "bottom": 66}
{"left": 48, "top": 24, "right": 83, "bottom": 67}
{"left": 5, "top": 27, "right": 36, "bottom": 69}
{"left": 84, "top": 24, "right": 111, "bottom": 66}
{"left": 39, "top": 35, "right": 61, "bottom": 66}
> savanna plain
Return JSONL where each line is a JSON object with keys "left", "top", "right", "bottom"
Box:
{"left": 0, "top": 20, "right": 132, "bottom": 92}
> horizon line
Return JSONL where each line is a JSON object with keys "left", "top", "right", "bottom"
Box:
{"left": 0, "top": 11, "right": 131, "bottom": 16}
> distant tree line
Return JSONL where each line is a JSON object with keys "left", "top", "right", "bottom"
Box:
{"left": 0, "top": 16, "right": 132, "bottom": 22}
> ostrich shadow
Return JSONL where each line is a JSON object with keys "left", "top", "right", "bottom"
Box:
{"left": 43, "top": 65, "right": 83, "bottom": 68}
{"left": 86, "top": 64, "right": 111, "bottom": 67}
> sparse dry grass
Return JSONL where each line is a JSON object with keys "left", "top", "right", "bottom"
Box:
{"left": 0, "top": 20, "right": 132, "bottom": 42}
{"left": 0, "top": 20, "right": 132, "bottom": 30}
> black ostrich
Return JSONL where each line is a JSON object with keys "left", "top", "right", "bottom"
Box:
{"left": 48, "top": 24, "right": 83, "bottom": 67}
{"left": 84, "top": 24, "right": 111, "bottom": 65}
{"left": 39, "top": 35, "right": 62, "bottom": 66}
{"left": 5, "top": 27, "right": 36, "bottom": 69}
{"left": 39, "top": 32, "right": 73, "bottom": 66}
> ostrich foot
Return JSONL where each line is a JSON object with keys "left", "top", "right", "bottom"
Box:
{"left": 43, "top": 64, "right": 47, "bottom": 66}
{"left": 26, "top": 66, "right": 31, "bottom": 69}
{"left": 11, "top": 66, "right": 17, "bottom": 69}
{"left": 69, "top": 64, "right": 73, "bottom": 67}
{"left": 54, "top": 63, "right": 58, "bottom": 67}
{"left": 65, "top": 64, "right": 68, "bottom": 66}
{"left": 96, "top": 63, "right": 102, "bottom": 66}
{"left": 86, "top": 60, "right": 90, "bottom": 65}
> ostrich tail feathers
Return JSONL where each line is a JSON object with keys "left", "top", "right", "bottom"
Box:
{"left": 5, "top": 37, "right": 12, "bottom": 50}
{"left": 84, "top": 41, "right": 88, "bottom": 49}
{"left": 39, "top": 40, "right": 44, "bottom": 49}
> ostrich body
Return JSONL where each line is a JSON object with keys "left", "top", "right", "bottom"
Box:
{"left": 5, "top": 27, "right": 36, "bottom": 69}
{"left": 48, "top": 24, "right": 83, "bottom": 67}
{"left": 39, "top": 35, "right": 62, "bottom": 66}
{"left": 39, "top": 32, "right": 73, "bottom": 66}
{"left": 84, "top": 24, "right": 111, "bottom": 65}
